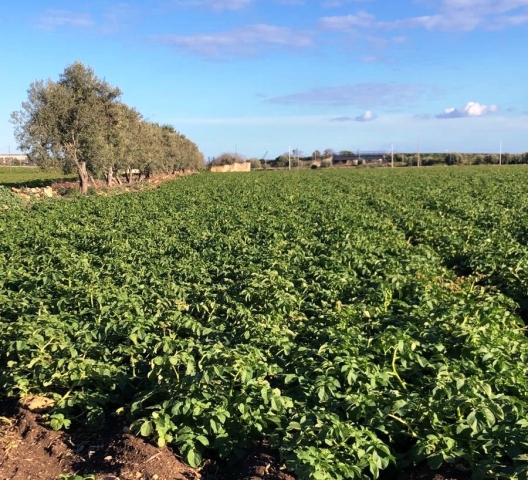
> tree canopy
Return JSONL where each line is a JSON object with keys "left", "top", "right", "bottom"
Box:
{"left": 11, "top": 62, "right": 204, "bottom": 193}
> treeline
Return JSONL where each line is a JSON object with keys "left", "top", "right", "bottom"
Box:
{"left": 11, "top": 62, "right": 204, "bottom": 194}
{"left": 264, "top": 152, "right": 528, "bottom": 168}
{"left": 267, "top": 149, "right": 528, "bottom": 167}
{"left": 394, "top": 152, "right": 528, "bottom": 166}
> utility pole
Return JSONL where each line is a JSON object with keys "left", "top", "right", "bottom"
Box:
{"left": 288, "top": 146, "right": 291, "bottom": 170}
{"left": 391, "top": 143, "right": 394, "bottom": 168}
{"left": 499, "top": 141, "right": 502, "bottom": 165}
{"left": 417, "top": 139, "right": 421, "bottom": 167}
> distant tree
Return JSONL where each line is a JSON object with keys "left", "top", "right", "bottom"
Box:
{"left": 501, "top": 153, "right": 512, "bottom": 164}
{"left": 291, "top": 148, "right": 303, "bottom": 159}
{"left": 137, "top": 121, "right": 164, "bottom": 179}
{"left": 248, "top": 157, "right": 262, "bottom": 170}
{"left": 275, "top": 155, "right": 289, "bottom": 168}
{"left": 507, "top": 153, "right": 522, "bottom": 164}
{"left": 275, "top": 153, "right": 302, "bottom": 168}
{"left": 210, "top": 152, "right": 245, "bottom": 167}
{"left": 406, "top": 154, "right": 418, "bottom": 166}
{"left": 445, "top": 152, "right": 462, "bottom": 165}
{"left": 482, "top": 154, "right": 497, "bottom": 164}
{"left": 159, "top": 124, "right": 181, "bottom": 173}
{"left": 97, "top": 102, "right": 141, "bottom": 185}
{"left": 177, "top": 132, "right": 205, "bottom": 172}
{"left": 323, "top": 148, "right": 334, "bottom": 158}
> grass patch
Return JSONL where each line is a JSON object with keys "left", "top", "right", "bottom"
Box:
{"left": 0, "top": 166, "right": 76, "bottom": 188}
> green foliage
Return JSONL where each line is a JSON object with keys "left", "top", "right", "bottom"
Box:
{"left": 2, "top": 167, "right": 528, "bottom": 478}
{"left": 248, "top": 158, "right": 262, "bottom": 170}
{"left": 445, "top": 152, "right": 463, "bottom": 165}
{"left": 275, "top": 155, "right": 289, "bottom": 167}
{"left": 0, "top": 186, "right": 25, "bottom": 210}
{"left": 11, "top": 62, "right": 204, "bottom": 194}
{"left": 0, "top": 166, "right": 76, "bottom": 188}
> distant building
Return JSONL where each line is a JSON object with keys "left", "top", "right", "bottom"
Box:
{"left": 332, "top": 152, "right": 387, "bottom": 166}
{"left": 211, "top": 162, "right": 251, "bottom": 173}
{"left": 0, "top": 154, "right": 29, "bottom": 166}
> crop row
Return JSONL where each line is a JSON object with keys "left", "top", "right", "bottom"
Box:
{"left": 1, "top": 167, "right": 528, "bottom": 478}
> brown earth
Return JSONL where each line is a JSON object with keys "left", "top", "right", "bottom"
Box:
{"left": 0, "top": 398, "right": 294, "bottom": 480}
{"left": 0, "top": 398, "right": 473, "bottom": 480}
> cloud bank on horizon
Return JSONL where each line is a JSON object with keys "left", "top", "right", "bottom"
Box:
{"left": 436, "top": 102, "right": 499, "bottom": 119}
{"left": 1, "top": 0, "right": 526, "bottom": 156}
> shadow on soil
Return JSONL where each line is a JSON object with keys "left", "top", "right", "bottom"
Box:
{"left": 0, "top": 397, "right": 473, "bottom": 480}
{"left": 0, "top": 177, "right": 76, "bottom": 189}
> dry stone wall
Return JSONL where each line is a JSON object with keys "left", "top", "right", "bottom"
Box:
{"left": 210, "top": 163, "right": 251, "bottom": 173}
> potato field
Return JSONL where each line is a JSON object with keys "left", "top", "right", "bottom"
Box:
{"left": 1, "top": 167, "right": 528, "bottom": 479}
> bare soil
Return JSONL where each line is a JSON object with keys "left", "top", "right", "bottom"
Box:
{"left": 0, "top": 398, "right": 473, "bottom": 480}
{"left": 0, "top": 398, "right": 294, "bottom": 480}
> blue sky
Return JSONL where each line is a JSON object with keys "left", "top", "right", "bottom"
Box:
{"left": 2, "top": 0, "right": 527, "bottom": 159}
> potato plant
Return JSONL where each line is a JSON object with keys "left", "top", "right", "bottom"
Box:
{"left": 2, "top": 167, "right": 528, "bottom": 478}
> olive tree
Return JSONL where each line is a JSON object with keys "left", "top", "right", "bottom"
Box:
{"left": 11, "top": 62, "right": 121, "bottom": 194}
{"left": 12, "top": 62, "right": 204, "bottom": 192}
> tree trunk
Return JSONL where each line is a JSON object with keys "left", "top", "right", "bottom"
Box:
{"left": 126, "top": 167, "right": 132, "bottom": 184}
{"left": 107, "top": 166, "right": 113, "bottom": 186}
{"left": 78, "top": 161, "right": 89, "bottom": 195}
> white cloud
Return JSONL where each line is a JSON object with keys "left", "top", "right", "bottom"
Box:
{"left": 274, "top": 0, "right": 306, "bottom": 4}
{"left": 175, "top": 0, "right": 308, "bottom": 6}
{"left": 207, "top": 0, "right": 252, "bottom": 10}
{"left": 268, "top": 83, "right": 429, "bottom": 108}
{"left": 35, "top": 5, "right": 140, "bottom": 35}
{"left": 320, "top": 11, "right": 375, "bottom": 29}
{"left": 322, "top": 0, "right": 371, "bottom": 7}
{"left": 172, "top": 0, "right": 252, "bottom": 10}
{"left": 488, "top": 12, "right": 528, "bottom": 27}
{"left": 99, "top": 3, "right": 140, "bottom": 35}
{"left": 435, "top": 101, "right": 499, "bottom": 118}
{"left": 329, "top": 112, "right": 377, "bottom": 122}
{"left": 409, "top": 1, "right": 528, "bottom": 31}
{"left": 37, "top": 10, "right": 93, "bottom": 30}
{"left": 355, "top": 110, "right": 376, "bottom": 122}
{"left": 320, "top": 0, "right": 528, "bottom": 32}
{"left": 360, "top": 55, "right": 379, "bottom": 63}
{"left": 154, "top": 24, "right": 313, "bottom": 59}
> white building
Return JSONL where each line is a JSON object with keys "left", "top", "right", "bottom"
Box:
{"left": 0, "top": 154, "right": 29, "bottom": 165}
